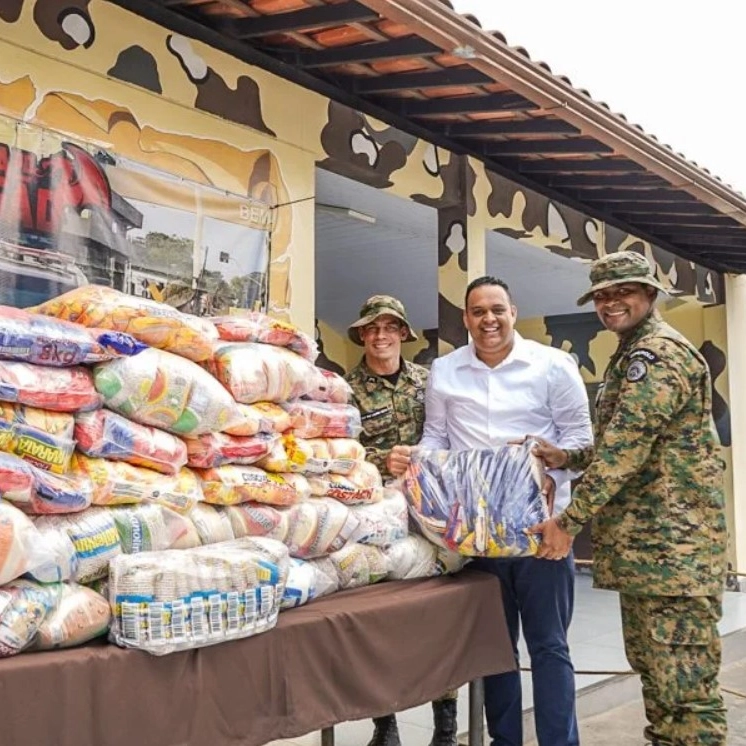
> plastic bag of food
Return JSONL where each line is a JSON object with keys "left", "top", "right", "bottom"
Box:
{"left": 284, "top": 401, "right": 362, "bottom": 439}
{"left": 108, "top": 537, "right": 288, "bottom": 655}
{"left": 0, "top": 305, "right": 145, "bottom": 366}
{"left": 349, "top": 487, "right": 409, "bottom": 547}
{"left": 0, "top": 502, "right": 57, "bottom": 585}
{"left": 308, "top": 461, "right": 383, "bottom": 505}
{"left": 402, "top": 442, "right": 548, "bottom": 558}
{"left": 384, "top": 535, "right": 465, "bottom": 580}
{"left": 211, "top": 313, "right": 318, "bottom": 361}
{"left": 30, "top": 285, "right": 218, "bottom": 362}
{"left": 198, "top": 465, "right": 308, "bottom": 506}
{"left": 281, "top": 557, "right": 339, "bottom": 609}
{"left": 189, "top": 503, "right": 235, "bottom": 546}
{"left": 256, "top": 435, "right": 317, "bottom": 474}
{"left": 34, "top": 508, "right": 122, "bottom": 584}
{"left": 208, "top": 342, "right": 316, "bottom": 404}
{"left": 222, "top": 402, "right": 293, "bottom": 437}
{"left": 305, "top": 368, "right": 351, "bottom": 404}
{"left": 284, "top": 497, "right": 358, "bottom": 560}
{"left": 110, "top": 503, "right": 201, "bottom": 553}
{"left": 325, "top": 438, "right": 366, "bottom": 475}
{"left": 94, "top": 348, "right": 242, "bottom": 436}
{"left": 30, "top": 583, "right": 111, "bottom": 650}
{"left": 75, "top": 409, "right": 188, "bottom": 475}
{"left": 71, "top": 454, "right": 201, "bottom": 514}
{"left": 222, "top": 503, "right": 289, "bottom": 542}
{"left": 0, "top": 360, "right": 101, "bottom": 412}
{"left": 185, "top": 431, "right": 278, "bottom": 469}
{"left": 25, "top": 523, "right": 78, "bottom": 583}
{"left": 0, "top": 580, "right": 59, "bottom": 657}
{"left": 327, "top": 543, "right": 388, "bottom": 590}
{"left": 0, "top": 403, "right": 75, "bottom": 474}
{"left": 0, "top": 453, "right": 93, "bottom": 514}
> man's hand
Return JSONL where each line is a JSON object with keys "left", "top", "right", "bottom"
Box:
{"left": 387, "top": 445, "right": 413, "bottom": 477}
{"left": 526, "top": 516, "right": 573, "bottom": 560}
{"left": 531, "top": 438, "right": 568, "bottom": 469}
{"left": 541, "top": 474, "right": 556, "bottom": 515}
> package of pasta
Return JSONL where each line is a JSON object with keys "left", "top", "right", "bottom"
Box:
{"left": 94, "top": 348, "right": 242, "bottom": 436}
{"left": 211, "top": 313, "right": 318, "bottom": 361}
{"left": 70, "top": 454, "right": 201, "bottom": 515}
{"left": 305, "top": 368, "right": 352, "bottom": 404}
{"left": 308, "top": 461, "right": 383, "bottom": 505}
{"left": 198, "top": 465, "right": 309, "bottom": 506}
{"left": 34, "top": 507, "right": 122, "bottom": 584}
{"left": 208, "top": 342, "right": 316, "bottom": 404}
{"left": 0, "top": 403, "right": 75, "bottom": 474}
{"left": 284, "top": 401, "right": 362, "bottom": 439}
{"left": 402, "top": 442, "right": 549, "bottom": 558}
{"left": 384, "top": 535, "right": 466, "bottom": 580}
{"left": 75, "top": 409, "right": 188, "bottom": 475}
{"left": 349, "top": 487, "right": 409, "bottom": 547}
{"left": 327, "top": 542, "right": 388, "bottom": 590}
{"left": 222, "top": 503, "right": 289, "bottom": 542}
{"left": 0, "top": 580, "right": 59, "bottom": 657}
{"left": 30, "top": 583, "right": 111, "bottom": 651}
{"left": 0, "top": 304, "right": 145, "bottom": 367}
{"left": 0, "top": 360, "right": 101, "bottom": 412}
{"left": 30, "top": 285, "right": 218, "bottom": 362}
{"left": 185, "top": 431, "right": 278, "bottom": 469}
{"left": 110, "top": 503, "right": 201, "bottom": 554}
{"left": 284, "top": 497, "right": 358, "bottom": 560}
{"left": 108, "top": 537, "right": 288, "bottom": 655}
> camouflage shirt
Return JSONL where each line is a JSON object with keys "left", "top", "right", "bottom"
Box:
{"left": 346, "top": 358, "right": 428, "bottom": 480}
{"left": 561, "top": 313, "right": 727, "bottom": 597}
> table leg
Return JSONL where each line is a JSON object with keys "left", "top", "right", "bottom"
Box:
{"left": 468, "top": 678, "right": 484, "bottom": 746}
{"left": 321, "top": 726, "right": 335, "bottom": 746}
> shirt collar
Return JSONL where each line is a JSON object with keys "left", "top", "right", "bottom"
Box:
{"left": 459, "top": 332, "right": 533, "bottom": 369}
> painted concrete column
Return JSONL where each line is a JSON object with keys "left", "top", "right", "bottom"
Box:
{"left": 725, "top": 273, "right": 746, "bottom": 580}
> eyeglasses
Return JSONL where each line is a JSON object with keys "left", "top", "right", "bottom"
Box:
{"left": 361, "top": 322, "right": 403, "bottom": 336}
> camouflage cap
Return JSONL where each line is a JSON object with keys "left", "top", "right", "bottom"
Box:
{"left": 347, "top": 294, "right": 418, "bottom": 345}
{"left": 577, "top": 252, "right": 667, "bottom": 306}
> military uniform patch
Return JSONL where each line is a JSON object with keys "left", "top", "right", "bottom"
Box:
{"left": 626, "top": 359, "right": 647, "bottom": 382}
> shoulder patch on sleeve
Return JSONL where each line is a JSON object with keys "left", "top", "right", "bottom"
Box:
{"left": 628, "top": 348, "right": 659, "bottom": 363}
{"left": 625, "top": 359, "right": 648, "bottom": 382}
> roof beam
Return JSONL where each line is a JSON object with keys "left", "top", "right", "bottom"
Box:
{"left": 442, "top": 119, "right": 579, "bottom": 137}
{"left": 222, "top": 1, "right": 378, "bottom": 39}
{"left": 659, "top": 235, "right": 746, "bottom": 248}
{"left": 279, "top": 37, "right": 442, "bottom": 67}
{"left": 611, "top": 204, "right": 721, "bottom": 217}
{"left": 576, "top": 189, "right": 702, "bottom": 203}
{"left": 484, "top": 138, "right": 614, "bottom": 156}
{"left": 539, "top": 174, "right": 669, "bottom": 189}
{"left": 385, "top": 92, "right": 537, "bottom": 116}
{"left": 613, "top": 213, "right": 742, "bottom": 227}
{"left": 348, "top": 67, "right": 492, "bottom": 93}
{"left": 498, "top": 158, "right": 646, "bottom": 174}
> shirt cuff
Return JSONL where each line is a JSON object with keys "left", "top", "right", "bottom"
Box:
{"left": 555, "top": 511, "right": 585, "bottom": 537}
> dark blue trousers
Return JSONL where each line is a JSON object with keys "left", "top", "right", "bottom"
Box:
{"left": 472, "top": 555, "right": 579, "bottom": 746}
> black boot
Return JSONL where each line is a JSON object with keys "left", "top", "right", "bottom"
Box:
{"left": 366, "top": 715, "right": 401, "bottom": 746}
{"left": 428, "top": 699, "right": 458, "bottom": 746}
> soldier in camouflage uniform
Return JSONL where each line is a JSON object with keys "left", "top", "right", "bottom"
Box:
{"left": 531, "top": 252, "right": 728, "bottom": 746}
{"left": 346, "top": 295, "right": 457, "bottom": 746}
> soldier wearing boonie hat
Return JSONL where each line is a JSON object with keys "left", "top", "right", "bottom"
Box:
{"left": 531, "top": 250, "right": 728, "bottom": 745}
{"left": 345, "top": 295, "right": 458, "bottom": 746}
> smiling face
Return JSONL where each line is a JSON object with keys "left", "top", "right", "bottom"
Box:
{"left": 359, "top": 313, "right": 408, "bottom": 374}
{"left": 592, "top": 282, "right": 656, "bottom": 336}
{"left": 463, "top": 283, "right": 517, "bottom": 368}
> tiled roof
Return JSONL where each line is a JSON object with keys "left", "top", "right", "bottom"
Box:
{"left": 114, "top": 0, "right": 746, "bottom": 272}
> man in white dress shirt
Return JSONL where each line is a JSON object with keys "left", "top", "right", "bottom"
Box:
{"left": 389, "top": 276, "right": 593, "bottom": 746}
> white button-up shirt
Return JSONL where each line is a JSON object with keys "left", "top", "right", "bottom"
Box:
{"left": 419, "top": 333, "right": 593, "bottom": 512}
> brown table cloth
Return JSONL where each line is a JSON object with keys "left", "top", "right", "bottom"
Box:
{"left": 0, "top": 568, "right": 512, "bottom": 746}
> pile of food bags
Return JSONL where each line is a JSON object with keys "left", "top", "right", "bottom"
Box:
{"left": 401, "top": 441, "right": 549, "bottom": 557}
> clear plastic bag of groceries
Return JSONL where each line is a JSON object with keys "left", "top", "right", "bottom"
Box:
{"left": 401, "top": 441, "right": 549, "bottom": 558}
{"left": 304, "top": 368, "right": 351, "bottom": 404}
{"left": 74, "top": 409, "right": 188, "bottom": 475}
{"left": 281, "top": 557, "right": 340, "bottom": 609}
{"left": 307, "top": 461, "right": 383, "bottom": 505}
{"left": 283, "top": 497, "right": 358, "bottom": 560}
{"left": 211, "top": 313, "right": 318, "bottom": 361}
{"left": 30, "top": 285, "right": 218, "bottom": 362}
{"left": 384, "top": 535, "right": 465, "bottom": 580}
{"left": 184, "top": 431, "right": 278, "bottom": 469}
{"left": 223, "top": 402, "right": 292, "bottom": 437}
{"left": 108, "top": 536, "right": 289, "bottom": 655}
{"left": 0, "top": 305, "right": 145, "bottom": 366}
{"left": 0, "top": 579, "right": 60, "bottom": 657}
{"left": 283, "top": 401, "right": 362, "bottom": 439}
{"left": 348, "top": 487, "right": 409, "bottom": 547}
{"left": 198, "top": 465, "right": 309, "bottom": 507}
{"left": 93, "top": 348, "right": 242, "bottom": 436}
{"left": 0, "top": 403, "right": 75, "bottom": 474}
{"left": 207, "top": 342, "right": 316, "bottom": 404}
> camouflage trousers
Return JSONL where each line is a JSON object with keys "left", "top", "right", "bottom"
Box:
{"left": 619, "top": 593, "right": 727, "bottom": 746}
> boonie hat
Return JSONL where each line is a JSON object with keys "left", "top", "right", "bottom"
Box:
{"left": 577, "top": 252, "right": 667, "bottom": 306}
{"left": 347, "top": 294, "right": 418, "bottom": 345}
